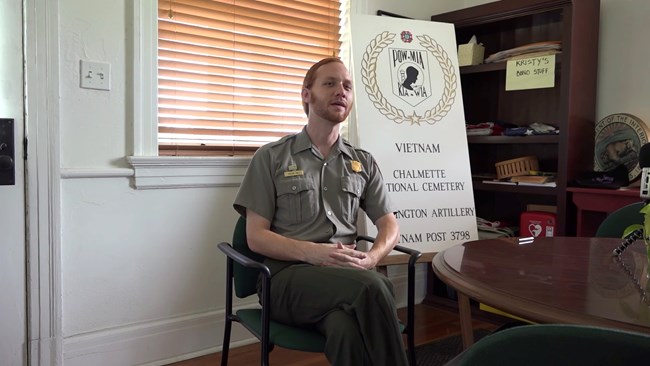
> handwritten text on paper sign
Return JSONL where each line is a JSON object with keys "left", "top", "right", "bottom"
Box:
{"left": 505, "top": 55, "right": 556, "bottom": 91}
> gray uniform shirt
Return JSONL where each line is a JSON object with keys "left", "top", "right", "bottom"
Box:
{"left": 234, "top": 127, "right": 394, "bottom": 246}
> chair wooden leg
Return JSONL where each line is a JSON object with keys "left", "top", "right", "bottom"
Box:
{"left": 458, "top": 292, "right": 475, "bottom": 349}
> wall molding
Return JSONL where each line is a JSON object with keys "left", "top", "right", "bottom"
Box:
{"left": 25, "top": 0, "right": 63, "bottom": 365}
{"left": 127, "top": 156, "right": 250, "bottom": 189}
{"left": 59, "top": 156, "right": 251, "bottom": 190}
{"left": 63, "top": 303, "right": 258, "bottom": 366}
{"left": 131, "top": 0, "right": 158, "bottom": 156}
{"left": 61, "top": 168, "right": 135, "bottom": 179}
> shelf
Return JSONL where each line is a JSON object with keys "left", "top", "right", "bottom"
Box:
{"left": 467, "top": 135, "right": 560, "bottom": 144}
{"left": 432, "top": 0, "right": 600, "bottom": 237}
{"left": 472, "top": 179, "right": 558, "bottom": 195}
{"left": 459, "top": 54, "right": 562, "bottom": 75}
{"left": 460, "top": 62, "right": 507, "bottom": 74}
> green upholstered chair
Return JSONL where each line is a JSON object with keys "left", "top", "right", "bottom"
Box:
{"left": 595, "top": 202, "right": 645, "bottom": 238}
{"left": 218, "top": 216, "right": 421, "bottom": 366}
{"left": 446, "top": 324, "right": 650, "bottom": 365}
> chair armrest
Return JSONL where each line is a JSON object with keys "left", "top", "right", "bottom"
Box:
{"left": 392, "top": 245, "right": 422, "bottom": 267}
{"left": 218, "top": 241, "right": 273, "bottom": 348}
{"left": 218, "top": 242, "right": 271, "bottom": 279}
{"left": 356, "top": 235, "right": 376, "bottom": 244}
{"left": 356, "top": 236, "right": 422, "bottom": 268}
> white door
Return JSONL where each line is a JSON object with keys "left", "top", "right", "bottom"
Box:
{"left": 0, "top": 1, "right": 27, "bottom": 365}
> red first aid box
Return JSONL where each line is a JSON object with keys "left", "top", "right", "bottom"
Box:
{"left": 520, "top": 211, "right": 556, "bottom": 237}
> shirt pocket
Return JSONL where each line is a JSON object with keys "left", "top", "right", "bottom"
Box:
{"left": 276, "top": 179, "right": 317, "bottom": 225}
{"left": 341, "top": 176, "right": 364, "bottom": 222}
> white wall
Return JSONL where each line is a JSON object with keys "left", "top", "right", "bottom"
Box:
{"left": 596, "top": 0, "right": 650, "bottom": 119}
{"left": 358, "top": 0, "right": 465, "bottom": 19}
{"left": 60, "top": 0, "right": 129, "bottom": 169}
{"left": 47, "top": 0, "right": 650, "bottom": 365}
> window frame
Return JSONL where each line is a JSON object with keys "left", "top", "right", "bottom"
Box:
{"left": 128, "top": 0, "right": 349, "bottom": 189}
{"left": 131, "top": 0, "right": 161, "bottom": 157}
{"left": 129, "top": 0, "right": 250, "bottom": 189}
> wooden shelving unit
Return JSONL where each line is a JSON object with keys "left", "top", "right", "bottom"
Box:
{"left": 431, "top": 0, "right": 600, "bottom": 236}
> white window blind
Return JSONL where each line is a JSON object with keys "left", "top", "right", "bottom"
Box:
{"left": 157, "top": 0, "right": 343, "bottom": 156}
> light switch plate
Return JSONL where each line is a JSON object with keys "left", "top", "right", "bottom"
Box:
{"left": 80, "top": 60, "right": 111, "bottom": 91}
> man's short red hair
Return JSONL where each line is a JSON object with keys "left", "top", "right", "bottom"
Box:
{"left": 301, "top": 57, "right": 344, "bottom": 115}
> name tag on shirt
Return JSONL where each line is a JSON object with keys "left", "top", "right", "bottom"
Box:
{"left": 284, "top": 170, "right": 304, "bottom": 177}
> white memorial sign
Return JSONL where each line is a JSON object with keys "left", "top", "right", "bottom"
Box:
{"left": 350, "top": 15, "right": 478, "bottom": 253}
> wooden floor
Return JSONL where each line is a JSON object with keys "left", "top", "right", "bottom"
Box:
{"left": 167, "top": 303, "right": 499, "bottom": 366}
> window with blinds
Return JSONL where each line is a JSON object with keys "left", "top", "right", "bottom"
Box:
{"left": 157, "top": 0, "right": 343, "bottom": 156}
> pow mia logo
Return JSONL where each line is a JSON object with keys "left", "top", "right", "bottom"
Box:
{"left": 390, "top": 49, "right": 431, "bottom": 107}
{"left": 360, "top": 31, "right": 457, "bottom": 126}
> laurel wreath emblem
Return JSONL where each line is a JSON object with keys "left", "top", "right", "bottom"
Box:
{"left": 361, "top": 32, "right": 457, "bottom": 125}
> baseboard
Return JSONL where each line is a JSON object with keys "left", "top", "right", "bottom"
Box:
{"left": 63, "top": 304, "right": 258, "bottom": 366}
{"left": 29, "top": 336, "right": 62, "bottom": 366}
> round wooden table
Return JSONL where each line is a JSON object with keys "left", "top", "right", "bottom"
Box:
{"left": 432, "top": 236, "right": 650, "bottom": 348}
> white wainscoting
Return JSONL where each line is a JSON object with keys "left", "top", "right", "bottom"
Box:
{"left": 61, "top": 267, "right": 425, "bottom": 366}
{"left": 59, "top": 167, "right": 427, "bottom": 366}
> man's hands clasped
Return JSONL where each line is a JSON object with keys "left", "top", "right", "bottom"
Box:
{"left": 305, "top": 242, "right": 377, "bottom": 270}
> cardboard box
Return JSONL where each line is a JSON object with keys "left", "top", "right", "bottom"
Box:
{"left": 526, "top": 204, "right": 557, "bottom": 214}
{"left": 457, "top": 43, "right": 485, "bottom": 66}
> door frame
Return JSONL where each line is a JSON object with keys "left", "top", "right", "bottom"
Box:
{"left": 25, "top": 0, "right": 63, "bottom": 365}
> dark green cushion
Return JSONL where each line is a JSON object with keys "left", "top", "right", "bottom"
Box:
{"left": 232, "top": 217, "right": 266, "bottom": 298}
{"left": 595, "top": 202, "right": 645, "bottom": 238}
{"left": 236, "top": 309, "right": 326, "bottom": 352}
{"left": 237, "top": 309, "right": 406, "bottom": 353}
{"left": 458, "top": 324, "right": 650, "bottom": 365}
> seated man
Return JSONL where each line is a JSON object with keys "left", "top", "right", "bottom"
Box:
{"left": 233, "top": 57, "right": 408, "bottom": 366}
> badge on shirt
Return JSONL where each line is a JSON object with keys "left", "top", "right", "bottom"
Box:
{"left": 284, "top": 164, "right": 304, "bottom": 177}
{"left": 351, "top": 160, "right": 362, "bottom": 172}
{"left": 284, "top": 170, "right": 304, "bottom": 177}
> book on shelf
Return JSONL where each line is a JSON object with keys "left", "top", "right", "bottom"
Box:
{"left": 482, "top": 179, "right": 517, "bottom": 185}
{"left": 517, "top": 181, "right": 557, "bottom": 187}
{"left": 481, "top": 179, "right": 556, "bottom": 187}
{"left": 472, "top": 172, "right": 498, "bottom": 180}
{"left": 510, "top": 175, "right": 555, "bottom": 184}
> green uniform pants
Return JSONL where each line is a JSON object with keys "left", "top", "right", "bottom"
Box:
{"left": 266, "top": 263, "right": 409, "bottom": 366}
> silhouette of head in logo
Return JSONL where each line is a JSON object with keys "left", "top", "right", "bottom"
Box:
{"left": 401, "top": 66, "right": 419, "bottom": 91}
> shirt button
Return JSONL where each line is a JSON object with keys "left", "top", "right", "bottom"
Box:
{"left": 327, "top": 211, "right": 332, "bottom": 216}
{"left": 324, "top": 162, "right": 328, "bottom": 166}
{"left": 323, "top": 187, "right": 328, "bottom": 191}
{"left": 292, "top": 186, "right": 297, "bottom": 191}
